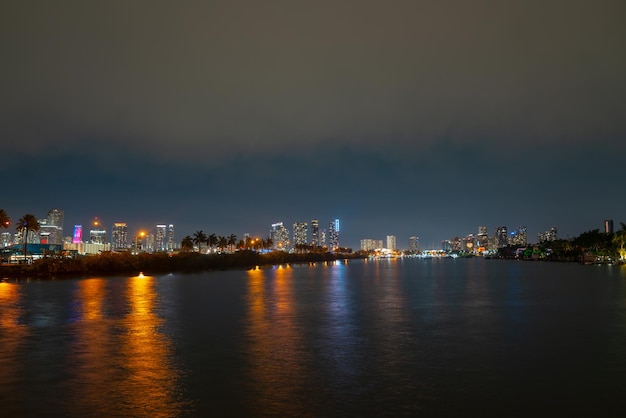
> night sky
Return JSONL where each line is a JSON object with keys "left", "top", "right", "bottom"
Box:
{"left": 2, "top": 1, "right": 624, "bottom": 249}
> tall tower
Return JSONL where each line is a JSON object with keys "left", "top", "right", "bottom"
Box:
{"left": 293, "top": 222, "right": 308, "bottom": 247}
{"left": 167, "top": 224, "right": 175, "bottom": 251}
{"left": 155, "top": 224, "right": 167, "bottom": 251}
{"left": 386, "top": 235, "right": 397, "bottom": 251}
{"left": 72, "top": 225, "right": 83, "bottom": 244}
{"left": 605, "top": 220, "right": 614, "bottom": 234}
{"left": 111, "top": 222, "right": 128, "bottom": 250}
{"left": 310, "top": 219, "right": 319, "bottom": 247}
{"left": 270, "top": 222, "right": 290, "bottom": 251}
{"left": 39, "top": 208, "right": 64, "bottom": 245}
{"left": 328, "top": 219, "right": 339, "bottom": 251}
{"left": 496, "top": 226, "right": 508, "bottom": 248}
{"left": 90, "top": 217, "right": 106, "bottom": 244}
{"left": 409, "top": 236, "right": 420, "bottom": 253}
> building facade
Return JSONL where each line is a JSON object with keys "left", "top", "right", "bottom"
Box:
{"left": 386, "top": 235, "right": 397, "bottom": 251}
{"left": 310, "top": 219, "right": 319, "bottom": 247}
{"left": 111, "top": 222, "right": 128, "bottom": 250}
{"left": 328, "top": 219, "right": 339, "bottom": 250}
{"left": 270, "top": 222, "right": 290, "bottom": 251}
{"left": 293, "top": 222, "right": 308, "bottom": 247}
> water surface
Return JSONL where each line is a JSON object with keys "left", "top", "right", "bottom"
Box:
{"left": 1, "top": 258, "right": 626, "bottom": 416}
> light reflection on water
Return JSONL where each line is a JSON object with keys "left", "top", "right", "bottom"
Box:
{"left": 1, "top": 260, "right": 626, "bottom": 416}
{"left": 0, "top": 282, "right": 28, "bottom": 416}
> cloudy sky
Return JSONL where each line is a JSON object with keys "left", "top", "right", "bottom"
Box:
{"left": 2, "top": 0, "right": 624, "bottom": 249}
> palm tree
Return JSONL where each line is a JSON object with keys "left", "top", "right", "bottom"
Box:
{"left": 207, "top": 233, "right": 218, "bottom": 254}
{"left": 16, "top": 213, "right": 40, "bottom": 262}
{"left": 0, "top": 209, "right": 10, "bottom": 230}
{"left": 217, "top": 235, "right": 227, "bottom": 253}
{"left": 227, "top": 234, "right": 237, "bottom": 253}
{"left": 193, "top": 230, "right": 207, "bottom": 253}
{"left": 181, "top": 236, "right": 194, "bottom": 252}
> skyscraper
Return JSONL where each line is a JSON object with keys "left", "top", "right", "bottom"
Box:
{"left": 38, "top": 208, "right": 64, "bottom": 245}
{"left": 155, "top": 224, "right": 167, "bottom": 251}
{"left": 409, "top": 236, "right": 420, "bottom": 253}
{"left": 605, "top": 220, "right": 614, "bottom": 234}
{"left": 310, "top": 219, "right": 319, "bottom": 247}
{"left": 89, "top": 217, "right": 106, "bottom": 244}
{"left": 167, "top": 224, "right": 175, "bottom": 251}
{"left": 72, "top": 225, "right": 83, "bottom": 244}
{"left": 495, "top": 226, "right": 508, "bottom": 248}
{"left": 111, "top": 222, "right": 128, "bottom": 250}
{"left": 293, "top": 222, "right": 308, "bottom": 247}
{"left": 270, "top": 222, "right": 290, "bottom": 251}
{"left": 386, "top": 235, "right": 397, "bottom": 251}
{"left": 328, "top": 219, "right": 339, "bottom": 250}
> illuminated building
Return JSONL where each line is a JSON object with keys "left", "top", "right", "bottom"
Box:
{"left": 72, "top": 225, "right": 83, "bottom": 244}
{"left": 495, "top": 226, "right": 508, "bottom": 248}
{"left": 361, "top": 239, "right": 378, "bottom": 251}
{"left": 167, "top": 224, "right": 175, "bottom": 251}
{"left": 605, "top": 219, "right": 614, "bottom": 234}
{"left": 270, "top": 222, "right": 290, "bottom": 251}
{"left": 1, "top": 232, "right": 12, "bottom": 247}
{"left": 111, "top": 222, "right": 128, "bottom": 250}
{"left": 144, "top": 233, "right": 155, "bottom": 252}
{"left": 293, "top": 222, "right": 308, "bottom": 247}
{"left": 320, "top": 229, "right": 327, "bottom": 248}
{"left": 508, "top": 226, "right": 527, "bottom": 246}
{"left": 409, "top": 236, "right": 420, "bottom": 253}
{"left": 155, "top": 224, "right": 167, "bottom": 251}
{"left": 38, "top": 208, "right": 64, "bottom": 245}
{"left": 89, "top": 217, "right": 106, "bottom": 244}
{"left": 310, "top": 219, "right": 319, "bottom": 246}
{"left": 538, "top": 226, "right": 558, "bottom": 243}
{"left": 476, "top": 226, "right": 489, "bottom": 252}
{"left": 386, "top": 235, "right": 396, "bottom": 251}
{"left": 329, "top": 219, "right": 339, "bottom": 250}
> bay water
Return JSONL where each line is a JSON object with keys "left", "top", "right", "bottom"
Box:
{"left": 1, "top": 258, "right": 626, "bottom": 417}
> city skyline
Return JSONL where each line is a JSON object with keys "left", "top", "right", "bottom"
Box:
{"left": 0, "top": 206, "right": 620, "bottom": 251}
{"left": 2, "top": 1, "right": 624, "bottom": 250}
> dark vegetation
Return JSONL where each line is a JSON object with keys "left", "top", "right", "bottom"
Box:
{"left": 1, "top": 250, "right": 365, "bottom": 279}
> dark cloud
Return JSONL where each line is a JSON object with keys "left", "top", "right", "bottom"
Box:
{"left": 2, "top": 0, "right": 624, "bottom": 161}
{"left": 1, "top": 1, "right": 624, "bottom": 248}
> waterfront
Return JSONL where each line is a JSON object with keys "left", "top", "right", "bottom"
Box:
{"left": 2, "top": 258, "right": 626, "bottom": 417}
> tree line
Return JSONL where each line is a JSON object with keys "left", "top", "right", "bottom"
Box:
{"left": 499, "top": 223, "right": 626, "bottom": 262}
{"left": 180, "top": 230, "right": 274, "bottom": 253}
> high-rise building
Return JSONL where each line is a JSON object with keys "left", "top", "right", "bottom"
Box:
{"left": 476, "top": 226, "right": 489, "bottom": 251}
{"left": 386, "top": 235, "right": 397, "bottom": 251}
{"left": 320, "top": 229, "right": 327, "bottom": 248}
{"left": 409, "top": 236, "right": 420, "bottom": 253}
{"left": 361, "top": 239, "right": 377, "bottom": 251}
{"left": 1, "top": 232, "right": 12, "bottom": 247}
{"left": 89, "top": 217, "right": 106, "bottom": 244}
{"left": 270, "top": 222, "right": 290, "bottom": 251}
{"left": 167, "top": 224, "right": 175, "bottom": 251}
{"left": 329, "top": 219, "right": 340, "bottom": 250}
{"left": 155, "top": 224, "right": 167, "bottom": 251}
{"left": 72, "top": 225, "right": 83, "bottom": 244}
{"left": 605, "top": 220, "right": 614, "bottom": 234}
{"left": 38, "top": 208, "right": 64, "bottom": 245}
{"left": 311, "top": 219, "right": 319, "bottom": 247}
{"left": 293, "top": 222, "right": 308, "bottom": 247}
{"left": 495, "top": 226, "right": 508, "bottom": 248}
{"left": 538, "top": 226, "right": 558, "bottom": 243}
{"left": 111, "top": 223, "right": 128, "bottom": 250}
{"left": 508, "top": 226, "right": 527, "bottom": 246}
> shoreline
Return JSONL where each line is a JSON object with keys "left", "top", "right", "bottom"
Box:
{"left": 0, "top": 251, "right": 366, "bottom": 280}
